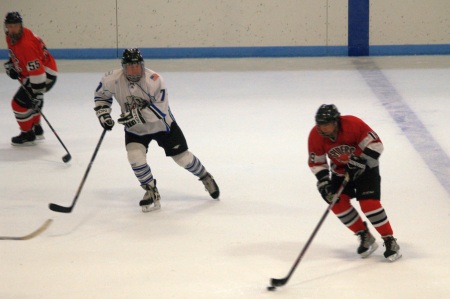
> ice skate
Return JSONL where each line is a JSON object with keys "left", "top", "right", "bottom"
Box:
{"left": 355, "top": 222, "right": 378, "bottom": 258}
{"left": 11, "top": 130, "right": 36, "bottom": 146}
{"left": 383, "top": 236, "right": 402, "bottom": 262}
{"left": 33, "top": 124, "right": 45, "bottom": 140}
{"left": 139, "top": 180, "right": 161, "bottom": 212}
{"left": 200, "top": 172, "right": 220, "bottom": 199}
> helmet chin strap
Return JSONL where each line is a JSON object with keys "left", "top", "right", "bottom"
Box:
{"left": 318, "top": 130, "right": 337, "bottom": 141}
{"left": 126, "top": 75, "right": 141, "bottom": 82}
{"left": 317, "top": 122, "right": 338, "bottom": 141}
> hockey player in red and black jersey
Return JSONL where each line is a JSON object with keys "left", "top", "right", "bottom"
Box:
{"left": 3, "top": 11, "right": 58, "bottom": 145}
{"left": 308, "top": 104, "right": 401, "bottom": 262}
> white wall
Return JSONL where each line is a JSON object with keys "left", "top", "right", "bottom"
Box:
{"left": 0, "top": 0, "right": 448, "bottom": 52}
{"left": 370, "top": 0, "right": 449, "bottom": 44}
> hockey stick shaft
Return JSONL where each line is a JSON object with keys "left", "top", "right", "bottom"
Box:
{"left": 17, "top": 80, "right": 72, "bottom": 162}
{"left": 40, "top": 111, "right": 72, "bottom": 162}
{"left": 49, "top": 129, "right": 107, "bottom": 213}
{"left": 270, "top": 173, "right": 350, "bottom": 287}
{"left": 0, "top": 219, "right": 53, "bottom": 240}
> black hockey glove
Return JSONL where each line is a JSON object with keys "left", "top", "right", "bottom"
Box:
{"left": 317, "top": 177, "right": 333, "bottom": 204}
{"left": 94, "top": 105, "right": 115, "bottom": 130}
{"left": 4, "top": 60, "right": 19, "bottom": 80}
{"left": 138, "top": 100, "right": 150, "bottom": 110}
{"left": 345, "top": 155, "right": 367, "bottom": 181}
{"left": 118, "top": 107, "right": 146, "bottom": 128}
{"left": 31, "top": 93, "right": 44, "bottom": 112}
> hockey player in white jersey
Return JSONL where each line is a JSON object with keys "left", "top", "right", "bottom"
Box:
{"left": 94, "top": 48, "right": 219, "bottom": 212}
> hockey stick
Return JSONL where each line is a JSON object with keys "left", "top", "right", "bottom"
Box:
{"left": 0, "top": 219, "right": 53, "bottom": 240}
{"left": 18, "top": 80, "right": 72, "bottom": 163}
{"left": 40, "top": 111, "right": 72, "bottom": 163}
{"left": 268, "top": 173, "right": 350, "bottom": 290}
{"left": 49, "top": 129, "right": 107, "bottom": 213}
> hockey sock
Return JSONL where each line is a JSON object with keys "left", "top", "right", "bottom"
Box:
{"left": 172, "top": 151, "right": 206, "bottom": 178}
{"left": 32, "top": 113, "right": 41, "bottom": 127}
{"left": 332, "top": 195, "right": 366, "bottom": 233}
{"left": 12, "top": 99, "right": 38, "bottom": 132}
{"left": 360, "top": 199, "right": 393, "bottom": 236}
{"left": 126, "top": 142, "right": 154, "bottom": 185}
{"left": 132, "top": 163, "right": 154, "bottom": 186}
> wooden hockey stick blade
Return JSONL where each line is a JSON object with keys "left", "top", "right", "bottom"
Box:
{"left": 0, "top": 219, "right": 53, "bottom": 240}
{"left": 49, "top": 203, "right": 73, "bottom": 213}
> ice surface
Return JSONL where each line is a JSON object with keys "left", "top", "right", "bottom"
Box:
{"left": 1, "top": 56, "right": 449, "bottom": 298}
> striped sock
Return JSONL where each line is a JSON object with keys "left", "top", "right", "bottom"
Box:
{"left": 132, "top": 163, "right": 154, "bottom": 185}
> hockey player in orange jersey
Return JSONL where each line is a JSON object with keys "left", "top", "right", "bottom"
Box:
{"left": 308, "top": 104, "right": 402, "bottom": 262}
{"left": 3, "top": 11, "right": 58, "bottom": 145}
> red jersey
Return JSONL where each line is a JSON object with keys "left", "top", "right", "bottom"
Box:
{"left": 308, "top": 115, "right": 384, "bottom": 176}
{"left": 6, "top": 27, "right": 57, "bottom": 94}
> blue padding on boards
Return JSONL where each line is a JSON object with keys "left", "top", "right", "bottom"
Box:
{"left": 348, "top": 0, "right": 369, "bottom": 56}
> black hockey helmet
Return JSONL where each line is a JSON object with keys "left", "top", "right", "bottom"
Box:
{"left": 4, "top": 11, "right": 22, "bottom": 24}
{"left": 4, "top": 12, "right": 23, "bottom": 44}
{"left": 122, "top": 48, "right": 144, "bottom": 65}
{"left": 315, "top": 104, "right": 341, "bottom": 125}
{"left": 122, "top": 48, "right": 144, "bottom": 82}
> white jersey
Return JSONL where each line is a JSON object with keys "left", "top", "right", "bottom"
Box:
{"left": 94, "top": 67, "right": 174, "bottom": 136}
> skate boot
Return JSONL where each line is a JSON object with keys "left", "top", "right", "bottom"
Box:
{"left": 139, "top": 180, "right": 161, "bottom": 212}
{"left": 11, "top": 130, "right": 36, "bottom": 146}
{"left": 355, "top": 222, "right": 378, "bottom": 258}
{"left": 200, "top": 172, "right": 220, "bottom": 199}
{"left": 383, "top": 236, "right": 402, "bottom": 262}
{"left": 33, "top": 124, "right": 45, "bottom": 140}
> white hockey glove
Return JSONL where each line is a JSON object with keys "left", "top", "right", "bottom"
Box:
{"left": 94, "top": 105, "right": 115, "bottom": 130}
{"left": 118, "top": 107, "right": 146, "bottom": 128}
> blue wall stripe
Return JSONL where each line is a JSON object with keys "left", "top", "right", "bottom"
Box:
{"left": 354, "top": 60, "right": 450, "bottom": 196}
{"left": 1, "top": 44, "right": 449, "bottom": 60}
{"left": 370, "top": 44, "right": 450, "bottom": 56}
{"left": 0, "top": 46, "right": 347, "bottom": 60}
{"left": 348, "top": 0, "right": 370, "bottom": 56}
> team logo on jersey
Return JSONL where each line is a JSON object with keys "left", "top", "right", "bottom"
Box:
{"left": 328, "top": 145, "right": 356, "bottom": 163}
{"left": 125, "top": 95, "right": 148, "bottom": 111}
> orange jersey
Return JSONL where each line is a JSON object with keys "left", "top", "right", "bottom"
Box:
{"left": 6, "top": 27, "right": 57, "bottom": 93}
{"left": 308, "top": 115, "right": 383, "bottom": 176}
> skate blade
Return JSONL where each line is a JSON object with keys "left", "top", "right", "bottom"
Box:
{"left": 360, "top": 242, "right": 379, "bottom": 258}
{"left": 386, "top": 251, "right": 402, "bottom": 262}
{"left": 11, "top": 141, "right": 36, "bottom": 146}
{"left": 141, "top": 201, "right": 161, "bottom": 213}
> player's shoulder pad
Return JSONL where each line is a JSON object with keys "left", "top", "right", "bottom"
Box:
{"left": 102, "top": 69, "right": 123, "bottom": 82}
{"left": 145, "top": 68, "right": 161, "bottom": 81}
{"left": 104, "top": 70, "right": 115, "bottom": 77}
